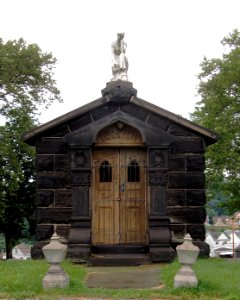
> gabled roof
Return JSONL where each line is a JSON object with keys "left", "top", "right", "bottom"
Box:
{"left": 235, "top": 232, "right": 240, "bottom": 239}
{"left": 218, "top": 232, "right": 229, "bottom": 240}
{"left": 23, "top": 80, "right": 219, "bottom": 145}
{"left": 13, "top": 243, "right": 31, "bottom": 256}
{"left": 206, "top": 231, "right": 222, "bottom": 240}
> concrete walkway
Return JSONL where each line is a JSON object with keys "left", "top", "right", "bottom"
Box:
{"left": 85, "top": 264, "right": 163, "bottom": 289}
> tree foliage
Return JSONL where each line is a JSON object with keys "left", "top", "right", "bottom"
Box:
{"left": 191, "top": 29, "right": 240, "bottom": 214}
{"left": 0, "top": 38, "right": 61, "bottom": 118}
{"left": 0, "top": 37, "right": 61, "bottom": 258}
{"left": 0, "top": 109, "right": 36, "bottom": 258}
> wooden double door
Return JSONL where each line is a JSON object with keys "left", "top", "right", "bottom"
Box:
{"left": 92, "top": 148, "right": 147, "bottom": 245}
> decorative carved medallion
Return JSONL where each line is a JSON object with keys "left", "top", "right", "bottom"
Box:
{"left": 72, "top": 172, "right": 90, "bottom": 185}
{"left": 95, "top": 122, "right": 143, "bottom": 146}
{"left": 71, "top": 149, "right": 90, "bottom": 169}
{"left": 153, "top": 151, "right": 165, "bottom": 168}
{"left": 149, "top": 172, "right": 167, "bottom": 186}
{"left": 149, "top": 148, "right": 169, "bottom": 169}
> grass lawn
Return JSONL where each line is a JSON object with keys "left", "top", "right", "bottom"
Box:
{"left": 0, "top": 258, "right": 240, "bottom": 299}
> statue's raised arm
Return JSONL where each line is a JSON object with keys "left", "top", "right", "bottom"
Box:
{"left": 111, "top": 33, "right": 128, "bottom": 81}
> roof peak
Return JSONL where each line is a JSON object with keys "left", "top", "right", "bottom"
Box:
{"left": 101, "top": 80, "right": 137, "bottom": 103}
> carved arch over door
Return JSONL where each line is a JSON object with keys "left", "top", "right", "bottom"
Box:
{"left": 95, "top": 121, "right": 144, "bottom": 146}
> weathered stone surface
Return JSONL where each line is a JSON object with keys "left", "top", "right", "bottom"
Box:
{"left": 37, "top": 138, "right": 68, "bottom": 154}
{"left": 169, "top": 155, "right": 185, "bottom": 171}
{"left": 36, "top": 208, "right": 72, "bottom": 224}
{"left": 168, "top": 173, "right": 205, "bottom": 189}
{"left": 26, "top": 82, "right": 216, "bottom": 265}
{"left": 167, "top": 190, "right": 186, "bottom": 206}
{"left": 43, "top": 124, "right": 70, "bottom": 137}
{"left": 37, "top": 172, "right": 71, "bottom": 189}
{"left": 149, "top": 172, "right": 167, "bottom": 186}
{"left": 56, "top": 225, "right": 70, "bottom": 239}
{"left": 186, "top": 190, "right": 206, "bottom": 206}
{"left": 67, "top": 244, "right": 90, "bottom": 262}
{"left": 91, "top": 103, "right": 119, "bottom": 121}
{"left": 55, "top": 189, "right": 72, "bottom": 207}
{"left": 147, "top": 113, "right": 172, "bottom": 131}
{"left": 186, "top": 155, "right": 205, "bottom": 171}
{"left": 149, "top": 246, "right": 176, "bottom": 262}
{"left": 101, "top": 80, "right": 137, "bottom": 103}
{"left": 121, "top": 103, "right": 149, "bottom": 121}
{"left": 55, "top": 155, "right": 70, "bottom": 171}
{"left": 193, "top": 241, "right": 209, "bottom": 257}
{"left": 36, "top": 155, "right": 54, "bottom": 171}
{"left": 31, "top": 241, "right": 48, "bottom": 259}
{"left": 72, "top": 171, "right": 90, "bottom": 186}
{"left": 35, "top": 190, "right": 54, "bottom": 207}
{"left": 72, "top": 186, "right": 89, "bottom": 217}
{"left": 170, "top": 224, "right": 185, "bottom": 239}
{"left": 150, "top": 188, "right": 167, "bottom": 215}
{"left": 187, "top": 224, "right": 206, "bottom": 240}
{"left": 168, "top": 123, "right": 196, "bottom": 137}
{"left": 69, "top": 113, "right": 92, "bottom": 131}
{"left": 68, "top": 227, "right": 91, "bottom": 244}
{"left": 36, "top": 224, "right": 54, "bottom": 241}
{"left": 167, "top": 207, "right": 206, "bottom": 224}
{"left": 71, "top": 149, "right": 91, "bottom": 169}
{"left": 149, "top": 148, "right": 169, "bottom": 169}
{"left": 149, "top": 226, "right": 171, "bottom": 244}
{"left": 171, "top": 138, "right": 205, "bottom": 154}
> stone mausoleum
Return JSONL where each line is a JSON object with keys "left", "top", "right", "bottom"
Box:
{"left": 23, "top": 34, "right": 218, "bottom": 265}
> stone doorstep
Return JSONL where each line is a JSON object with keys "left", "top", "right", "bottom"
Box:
{"left": 85, "top": 264, "right": 162, "bottom": 289}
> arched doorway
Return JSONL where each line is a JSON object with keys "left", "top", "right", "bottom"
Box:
{"left": 91, "top": 122, "right": 148, "bottom": 245}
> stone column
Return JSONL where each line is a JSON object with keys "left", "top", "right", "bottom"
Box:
{"left": 68, "top": 148, "right": 91, "bottom": 262}
{"left": 148, "top": 147, "right": 175, "bottom": 262}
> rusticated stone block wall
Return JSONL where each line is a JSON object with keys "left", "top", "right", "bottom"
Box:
{"left": 168, "top": 136, "right": 206, "bottom": 244}
{"left": 35, "top": 137, "right": 72, "bottom": 242}
{"left": 31, "top": 96, "right": 209, "bottom": 259}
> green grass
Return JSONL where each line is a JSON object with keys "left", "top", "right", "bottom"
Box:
{"left": 0, "top": 258, "right": 240, "bottom": 299}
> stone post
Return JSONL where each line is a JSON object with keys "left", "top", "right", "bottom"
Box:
{"left": 174, "top": 233, "right": 200, "bottom": 288}
{"left": 42, "top": 231, "right": 69, "bottom": 289}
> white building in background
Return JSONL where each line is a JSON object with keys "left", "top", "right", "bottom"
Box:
{"left": 205, "top": 231, "right": 238, "bottom": 257}
{"left": 205, "top": 232, "right": 228, "bottom": 257}
{"left": 12, "top": 243, "right": 31, "bottom": 260}
{"left": 1, "top": 243, "right": 31, "bottom": 260}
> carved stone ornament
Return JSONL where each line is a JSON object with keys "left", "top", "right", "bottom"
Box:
{"left": 72, "top": 172, "right": 90, "bottom": 186}
{"left": 149, "top": 172, "right": 167, "bottom": 186}
{"left": 71, "top": 150, "right": 90, "bottom": 169}
{"left": 95, "top": 122, "right": 143, "bottom": 146}
{"left": 149, "top": 148, "right": 169, "bottom": 169}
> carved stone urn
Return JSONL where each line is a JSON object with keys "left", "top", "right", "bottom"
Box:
{"left": 174, "top": 233, "right": 200, "bottom": 288}
{"left": 42, "top": 231, "right": 69, "bottom": 289}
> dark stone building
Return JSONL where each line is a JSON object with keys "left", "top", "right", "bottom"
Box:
{"left": 23, "top": 80, "right": 218, "bottom": 264}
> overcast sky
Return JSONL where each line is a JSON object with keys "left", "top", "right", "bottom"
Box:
{"left": 1, "top": 0, "right": 240, "bottom": 124}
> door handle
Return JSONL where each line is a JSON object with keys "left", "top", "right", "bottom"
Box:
{"left": 120, "top": 183, "right": 125, "bottom": 192}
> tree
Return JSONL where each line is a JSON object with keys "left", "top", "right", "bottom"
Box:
{"left": 0, "top": 38, "right": 61, "bottom": 258}
{"left": 0, "top": 108, "right": 36, "bottom": 258}
{"left": 191, "top": 29, "right": 240, "bottom": 214}
{"left": 0, "top": 37, "right": 61, "bottom": 118}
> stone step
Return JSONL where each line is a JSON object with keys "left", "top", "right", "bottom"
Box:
{"left": 89, "top": 253, "right": 151, "bottom": 266}
{"left": 91, "top": 244, "right": 149, "bottom": 255}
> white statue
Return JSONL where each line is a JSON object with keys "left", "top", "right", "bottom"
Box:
{"left": 111, "top": 32, "right": 128, "bottom": 81}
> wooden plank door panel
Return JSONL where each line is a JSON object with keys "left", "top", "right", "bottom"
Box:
{"left": 92, "top": 148, "right": 147, "bottom": 245}
{"left": 120, "top": 149, "right": 146, "bottom": 243}
{"left": 92, "top": 149, "right": 119, "bottom": 244}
